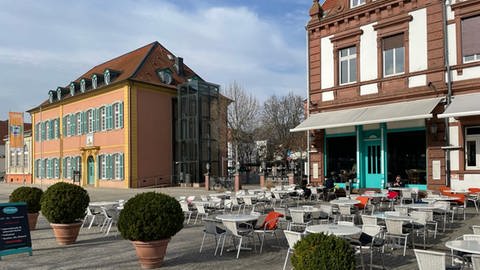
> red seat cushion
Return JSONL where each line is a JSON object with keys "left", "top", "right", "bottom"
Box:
{"left": 387, "top": 191, "right": 398, "bottom": 200}
{"left": 468, "top": 188, "right": 480, "bottom": 193}
{"left": 262, "top": 211, "right": 284, "bottom": 230}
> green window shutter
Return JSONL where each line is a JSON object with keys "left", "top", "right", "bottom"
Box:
{"left": 98, "top": 155, "right": 102, "bottom": 179}
{"left": 54, "top": 159, "right": 58, "bottom": 178}
{"left": 49, "top": 120, "right": 54, "bottom": 139}
{"left": 34, "top": 160, "right": 38, "bottom": 178}
{"left": 35, "top": 123, "right": 39, "bottom": 141}
{"left": 62, "top": 116, "right": 66, "bottom": 137}
{"left": 119, "top": 153, "right": 124, "bottom": 180}
{"left": 106, "top": 155, "right": 111, "bottom": 179}
{"left": 69, "top": 114, "right": 74, "bottom": 136}
{"left": 107, "top": 105, "right": 113, "bottom": 130}
{"left": 92, "top": 109, "right": 97, "bottom": 132}
{"left": 119, "top": 102, "right": 124, "bottom": 128}
{"left": 63, "top": 158, "right": 67, "bottom": 178}
{"left": 41, "top": 122, "right": 46, "bottom": 140}
{"left": 96, "top": 108, "right": 101, "bottom": 132}
{"left": 81, "top": 112, "right": 86, "bottom": 134}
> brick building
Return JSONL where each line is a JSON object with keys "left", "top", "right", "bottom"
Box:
{"left": 293, "top": 0, "right": 480, "bottom": 190}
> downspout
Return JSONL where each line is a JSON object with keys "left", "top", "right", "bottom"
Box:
{"left": 305, "top": 25, "right": 311, "bottom": 185}
{"left": 442, "top": 0, "right": 453, "bottom": 187}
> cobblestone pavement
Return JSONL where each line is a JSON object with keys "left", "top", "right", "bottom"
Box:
{"left": 0, "top": 182, "right": 478, "bottom": 270}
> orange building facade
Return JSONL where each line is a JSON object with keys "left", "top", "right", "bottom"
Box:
{"left": 29, "top": 41, "right": 223, "bottom": 188}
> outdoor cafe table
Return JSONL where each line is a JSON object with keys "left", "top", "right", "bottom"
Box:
{"left": 306, "top": 224, "right": 362, "bottom": 236}
{"left": 89, "top": 201, "right": 119, "bottom": 207}
{"left": 330, "top": 199, "right": 360, "bottom": 205}
{"left": 216, "top": 214, "right": 259, "bottom": 223}
{"left": 373, "top": 212, "right": 415, "bottom": 222}
{"left": 422, "top": 196, "right": 458, "bottom": 203}
{"left": 289, "top": 206, "right": 321, "bottom": 213}
{"left": 446, "top": 240, "right": 480, "bottom": 255}
{"left": 406, "top": 203, "right": 440, "bottom": 210}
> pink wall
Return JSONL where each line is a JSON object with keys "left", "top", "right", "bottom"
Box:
{"left": 136, "top": 88, "right": 173, "bottom": 187}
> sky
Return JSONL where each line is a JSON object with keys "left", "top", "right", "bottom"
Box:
{"left": 0, "top": 0, "right": 312, "bottom": 122}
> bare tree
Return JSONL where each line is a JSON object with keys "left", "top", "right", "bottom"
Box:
{"left": 224, "top": 81, "right": 260, "bottom": 165}
{"left": 261, "top": 92, "right": 305, "bottom": 161}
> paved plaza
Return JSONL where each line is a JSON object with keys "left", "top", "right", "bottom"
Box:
{"left": 0, "top": 182, "right": 479, "bottom": 270}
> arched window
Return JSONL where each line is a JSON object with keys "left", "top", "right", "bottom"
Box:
{"left": 104, "top": 69, "right": 111, "bottom": 85}
{"left": 80, "top": 79, "right": 86, "bottom": 93}
{"left": 92, "top": 74, "right": 98, "bottom": 89}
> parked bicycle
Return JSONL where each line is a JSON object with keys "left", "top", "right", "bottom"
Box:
{"left": 211, "top": 176, "right": 233, "bottom": 191}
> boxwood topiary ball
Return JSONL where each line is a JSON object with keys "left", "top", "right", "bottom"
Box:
{"left": 10, "top": 186, "right": 44, "bottom": 213}
{"left": 291, "top": 233, "right": 355, "bottom": 270}
{"left": 41, "top": 182, "right": 90, "bottom": 224}
{"left": 118, "top": 192, "right": 184, "bottom": 241}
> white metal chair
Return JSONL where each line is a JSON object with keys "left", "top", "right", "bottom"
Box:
{"left": 408, "top": 211, "right": 429, "bottom": 248}
{"left": 471, "top": 254, "right": 480, "bottom": 270}
{"left": 468, "top": 192, "right": 480, "bottom": 212}
{"left": 254, "top": 216, "right": 281, "bottom": 253}
{"left": 194, "top": 204, "right": 209, "bottom": 224}
{"left": 338, "top": 204, "right": 356, "bottom": 223}
{"left": 199, "top": 219, "right": 226, "bottom": 256}
{"left": 180, "top": 201, "right": 194, "bottom": 224}
{"left": 361, "top": 215, "right": 378, "bottom": 226}
{"left": 283, "top": 230, "right": 303, "bottom": 270}
{"left": 473, "top": 225, "right": 480, "bottom": 234}
{"left": 221, "top": 219, "right": 255, "bottom": 259}
{"left": 400, "top": 190, "right": 414, "bottom": 205}
{"left": 349, "top": 224, "right": 386, "bottom": 270}
{"left": 81, "top": 206, "right": 102, "bottom": 229}
{"left": 99, "top": 207, "right": 113, "bottom": 233}
{"left": 385, "top": 218, "right": 410, "bottom": 256}
{"left": 288, "top": 209, "right": 311, "bottom": 232}
{"left": 414, "top": 249, "right": 465, "bottom": 270}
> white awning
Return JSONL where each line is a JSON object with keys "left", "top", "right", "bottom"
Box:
{"left": 291, "top": 97, "right": 442, "bottom": 132}
{"left": 438, "top": 93, "right": 480, "bottom": 118}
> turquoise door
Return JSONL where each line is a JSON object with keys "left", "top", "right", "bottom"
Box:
{"left": 364, "top": 140, "right": 383, "bottom": 188}
{"left": 87, "top": 156, "right": 95, "bottom": 185}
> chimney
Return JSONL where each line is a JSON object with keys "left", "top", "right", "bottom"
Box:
{"left": 175, "top": 57, "right": 184, "bottom": 76}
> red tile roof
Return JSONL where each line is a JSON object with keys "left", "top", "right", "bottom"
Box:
{"left": 322, "top": 0, "right": 338, "bottom": 11}
{"left": 30, "top": 41, "right": 201, "bottom": 111}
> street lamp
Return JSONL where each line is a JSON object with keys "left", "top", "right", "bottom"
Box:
{"left": 206, "top": 162, "right": 210, "bottom": 174}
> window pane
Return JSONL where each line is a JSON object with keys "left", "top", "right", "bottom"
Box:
{"left": 349, "top": 58, "right": 356, "bottom": 82}
{"left": 340, "top": 60, "right": 348, "bottom": 84}
{"left": 384, "top": 49, "right": 394, "bottom": 75}
{"left": 340, "top": 48, "right": 348, "bottom": 57}
{"left": 395, "top": 47, "right": 404, "bottom": 73}
{"left": 467, "top": 141, "right": 477, "bottom": 167}
{"left": 350, "top": 47, "right": 357, "bottom": 55}
{"left": 467, "top": 127, "right": 480, "bottom": 135}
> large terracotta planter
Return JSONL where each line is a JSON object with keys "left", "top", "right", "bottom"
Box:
{"left": 132, "top": 238, "right": 171, "bottom": 269}
{"left": 50, "top": 222, "right": 82, "bottom": 245}
{"left": 27, "top": 212, "right": 39, "bottom": 231}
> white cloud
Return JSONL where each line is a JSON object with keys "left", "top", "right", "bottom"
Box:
{"left": 0, "top": 0, "right": 307, "bottom": 120}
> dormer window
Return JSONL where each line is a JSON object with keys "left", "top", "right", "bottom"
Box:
{"left": 80, "top": 79, "right": 86, "bottom": 93}
{"left": 70, "top": 82, "right": 76, "bottom": 96}
{"left": 48, "top": 91, "right": 54, "bottom": 103}
{"left": 104, "top": 69, "right": 111, "bottom": 85}
{"left": 56, "top": 88, "right": 62, "bottom": 101}
{"left": 92, "top": 74, "right": 98, "bottom": 89}
{"left": 156, "top": 69, "right": 173, "bottom": 84}
{"left": 350, "top": 0, "right": 365, "bottom": 8}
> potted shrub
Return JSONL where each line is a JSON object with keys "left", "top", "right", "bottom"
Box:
{"left": 9, "top": 186, "right": 43, "bottom": 230}
{"left": 291, "top": 233, "right": 355, "bottom": 270}
{"left": 118, "top": 192, "right": 184, "bottom": 269}
{"left": 40, "top": 182, "right": 89, "bottom": 245}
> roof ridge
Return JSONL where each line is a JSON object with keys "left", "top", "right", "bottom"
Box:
{"left": 74, "top": 41, "right": 157, "bottom": 82}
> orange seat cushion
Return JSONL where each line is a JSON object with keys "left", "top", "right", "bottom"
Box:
{"left": 468, "top": 188, "right": 480, "bottom": 193}
{"left": 356, "top": 196, "right": 369, "bottom": 210}
{"left": 261, "top": 211, "right": 284, "bottom": 230}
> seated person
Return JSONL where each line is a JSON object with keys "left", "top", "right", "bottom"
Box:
{"left": 392, "top": 175, "right": 403, "bottom": 187}
{"left": 324, "top": 173, "right": 335, "bottom": 190}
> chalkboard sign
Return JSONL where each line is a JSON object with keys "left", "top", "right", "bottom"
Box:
{"left": 0, "top": 202, "right": 32, "bottom": 259}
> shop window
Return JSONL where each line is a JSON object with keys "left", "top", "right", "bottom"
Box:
{"left": 339, "top": 46, "right": 357, "bottom": 85}
{"left": 466, "top": 126, "right": 480, "bottom": 169}
{"left": 462, "top": 15, "right": 480, "bottom": 63}
{"left": 383, "top": 34, "right": 404, "bottom": 76}
{"left": 326, "top": 136, "right": 357, "bottom": 182}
